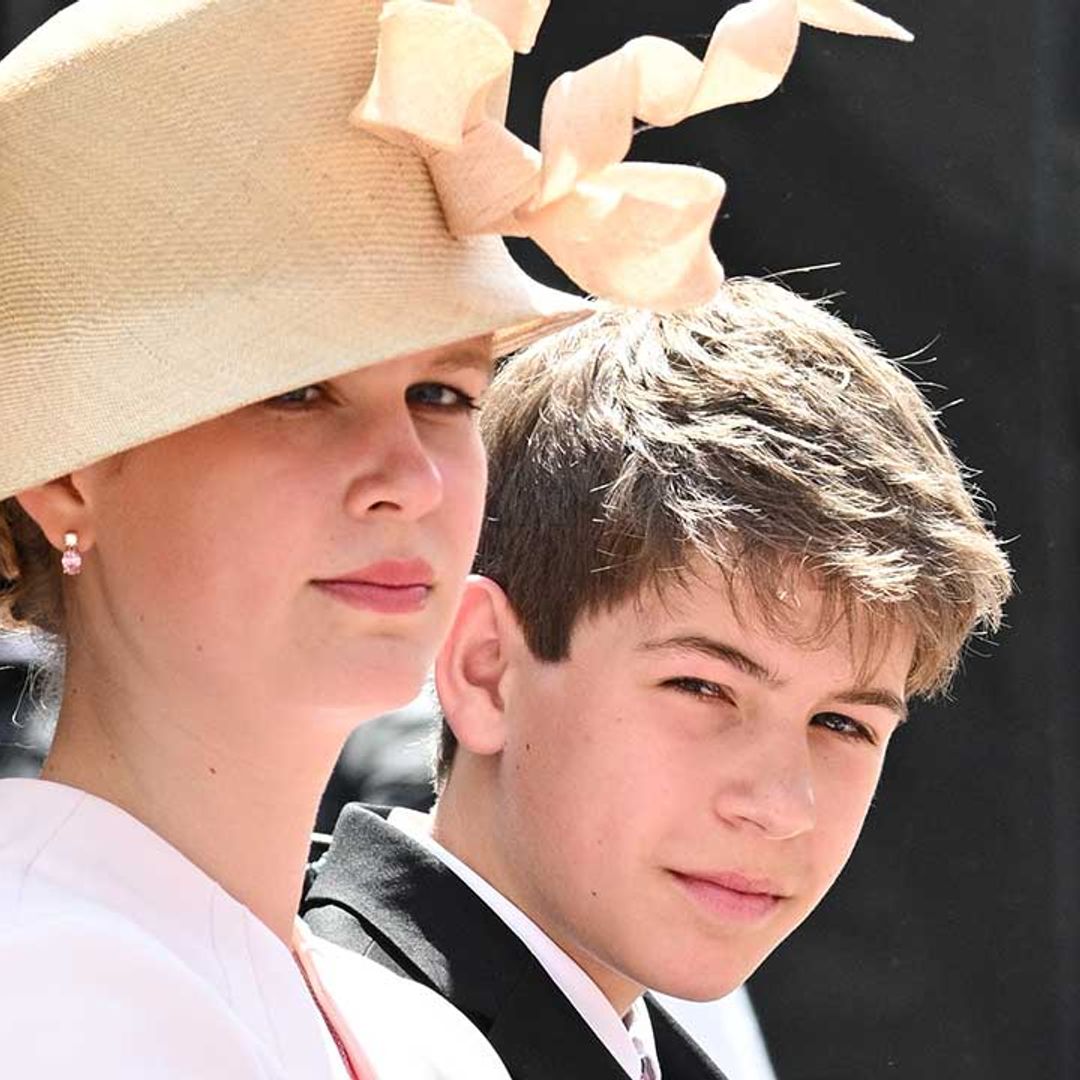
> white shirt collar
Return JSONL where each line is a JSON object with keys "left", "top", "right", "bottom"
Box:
{"left": 388, "top": 808, "right": 660, "bottom": 1080}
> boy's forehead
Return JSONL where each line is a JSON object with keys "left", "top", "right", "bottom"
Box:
{"left": 578, "top": 564, "right": 916, "bottom": 691}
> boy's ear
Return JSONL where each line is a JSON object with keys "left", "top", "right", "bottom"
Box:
{"left": 435, "top": 576, "right": 523, "bottom": 758}
{"left": 15, "top": 473, "right": 95, "bottom": 552}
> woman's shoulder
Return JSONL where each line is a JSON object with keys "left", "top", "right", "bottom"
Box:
{"left": 0, "top": 778, "right": 213, "bottom": 928}
{"left": 0, "top": 914, "right": 280, "bottom": 1078}
{"left": 0, "top": 780, "right": 288, "bottom": 1078}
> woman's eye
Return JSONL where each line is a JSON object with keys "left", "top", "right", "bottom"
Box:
{"left": 264, "top": 384, "right": 327, "bottom": 409}
{"left": 812, "top": 712, "right": 878, "bottom": 746}
{"left": 407, "top": 383, "right": 479, "bottom": 412}
{"left": 663, "top": 677, "right": 733, "bottom": 704}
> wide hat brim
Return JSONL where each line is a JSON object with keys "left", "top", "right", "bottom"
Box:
{"left": 0, "top": 0, "right": 590, "bottom": 499}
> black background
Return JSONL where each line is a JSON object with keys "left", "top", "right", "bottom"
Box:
{"left": 2, "top": 3, "right": 1076, "bottom": 1078}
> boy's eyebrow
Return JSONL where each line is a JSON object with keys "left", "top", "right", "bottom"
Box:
{"left": 834, "top": 688, "right": 909, "bottom": 724}
{"left": 638, "top": 634, "right": 782, "bottom": 685}
{"left": 639, "top": 634, "right": 909, "bottom": 722}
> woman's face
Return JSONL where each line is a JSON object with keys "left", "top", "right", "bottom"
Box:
{"left": 70, "top": 340, "right": 492, "bottom": 726}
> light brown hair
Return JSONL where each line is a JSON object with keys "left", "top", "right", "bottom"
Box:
{"left": 436, "top": 278, "right": 1012, "bottom": 783}
{"left": 0, "top": 498, "right": 63, "bottom": 637}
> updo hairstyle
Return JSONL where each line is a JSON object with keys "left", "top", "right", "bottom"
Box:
{"left": 0, "top": 498, "right": 64, "bottom": 638}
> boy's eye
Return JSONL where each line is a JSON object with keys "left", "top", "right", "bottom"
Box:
{"left": 662, "top": 677, "right": 733, "bottom": 704}
{"left": 265, "top": 384, "right": 327, "bottom": 409}
{"left": 811, "top": 711, "right": 878, "bottom": 746}
{"left": 407, "top": 383, "right": 479, "bottom": 412}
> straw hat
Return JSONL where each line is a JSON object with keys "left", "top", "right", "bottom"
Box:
{"left": 0, "top": 0, "right": 910, "bottom": 498}
{"left": 0, "top": 0, "right": 577, "bottom": 497}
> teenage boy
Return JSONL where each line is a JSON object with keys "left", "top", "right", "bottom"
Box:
{"left": 303, "top": 279, "right": 1011, "bottom": 1080}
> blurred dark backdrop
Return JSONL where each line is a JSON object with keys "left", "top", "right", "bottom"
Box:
{"left": 2, "top": 3, "right": 1076, "bottom": 1078}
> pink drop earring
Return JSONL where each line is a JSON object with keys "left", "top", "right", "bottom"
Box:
{"left": 61, "top": 531, "right": 83, "bottom": 576}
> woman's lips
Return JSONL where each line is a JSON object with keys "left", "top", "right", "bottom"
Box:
{"left": 670, "top": 870, "right": 784, "bottom": 922}
{"left": 314, "top": 559, "right": 434, "bottom": 615}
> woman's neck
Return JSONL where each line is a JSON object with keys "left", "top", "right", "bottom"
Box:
{"left": 43, "top": 649, "right": 356, "bottom": 944}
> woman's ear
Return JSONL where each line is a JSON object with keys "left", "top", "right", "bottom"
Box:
{"left": 435, "top": 576, "right": 523, "bottom": 759}
{"left": 15, "top": 473, "right": 95, "bottom": 553}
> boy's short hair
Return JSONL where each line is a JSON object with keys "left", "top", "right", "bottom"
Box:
{"left": 436, "top": 278, "right": 1011, "bottom": 784}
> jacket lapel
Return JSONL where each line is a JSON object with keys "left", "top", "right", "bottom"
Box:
{"left": 487, "top": 967, "right": 631, "bottom": 1080}
{"left": 305, "top": 804, "right": 520, "bottom": 1021}
{"left": 304, "top": 805, "right": 632, "bottom": 1079}
{"left": 647, "top": 997, "right": 730, "bottom": 1080}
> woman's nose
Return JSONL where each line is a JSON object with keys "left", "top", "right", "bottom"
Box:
{"left": 712, "top": 723, "right": 816, "bottom": 841}
{"left": 342, "top": 408, "right": 444, "bottom": 521}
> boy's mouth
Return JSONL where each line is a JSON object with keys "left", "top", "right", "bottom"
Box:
{"left": 669, "top": 869, "right": 785, "bottom": 922}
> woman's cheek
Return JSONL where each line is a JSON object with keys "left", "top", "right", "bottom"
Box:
{"left": 446, "top": 448, "right": 488, "bottom": 542}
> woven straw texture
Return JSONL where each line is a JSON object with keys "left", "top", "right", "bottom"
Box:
{"left": 0, "top": 0, "right": 587, "bottom": 497}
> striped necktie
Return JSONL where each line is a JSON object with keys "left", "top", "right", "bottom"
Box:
{"left": 633, "top": 1034, "right": 659, "bottom": 1080}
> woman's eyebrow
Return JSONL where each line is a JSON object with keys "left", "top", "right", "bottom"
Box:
{"left": 429, "top": 350, "right": 495, "bottom": 377}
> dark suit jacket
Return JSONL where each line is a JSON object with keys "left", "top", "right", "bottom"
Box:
{"left": 302, "top": 804, "right": 729, "bottom": 1080}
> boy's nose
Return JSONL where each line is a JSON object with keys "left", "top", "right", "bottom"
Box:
{"left": 712, "top": 725, "right": 816, "bottom": 841}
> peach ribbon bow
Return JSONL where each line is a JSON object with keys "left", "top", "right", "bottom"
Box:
{"left": 354, "top": 0, "right": 912, "bottom": 312}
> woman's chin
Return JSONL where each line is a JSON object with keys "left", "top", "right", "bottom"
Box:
{"left": 306, "top": 663, "right": 432, "bottom": 720}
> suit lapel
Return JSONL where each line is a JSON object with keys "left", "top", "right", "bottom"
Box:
{"left": 647, "top": 997, "right": 730, "bottom": 1080}
{"left": 304, "top": 805, "right": 632, "bottom": 1079}
{"left": 486, "top": 967, "right": 630, "bottom": 1080}
{"left": 305, "top": 805, "right": 522, "bottom": 1021}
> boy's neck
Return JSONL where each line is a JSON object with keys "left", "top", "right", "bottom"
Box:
{"left": 432, "top": 772, "right": 645, "bottom": 1017}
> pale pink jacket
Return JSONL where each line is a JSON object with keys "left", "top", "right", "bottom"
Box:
{"left": 0, "top": 779, "right": 511, "bottom": 1079}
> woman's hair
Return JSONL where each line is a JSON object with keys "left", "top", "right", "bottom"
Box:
{"left": 0, "top": 498, "right": 64, "bottom": 637}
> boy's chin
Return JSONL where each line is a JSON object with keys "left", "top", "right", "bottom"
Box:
{"left": 642, "top": 953, "right": 767, "bottom": 1003}
{"left": 653, "top": 973, "right": 749, "bottom": 1003}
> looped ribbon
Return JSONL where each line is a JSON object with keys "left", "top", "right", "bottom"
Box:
{"left": 353, "top": 0, "right": 912, "bottom": 312}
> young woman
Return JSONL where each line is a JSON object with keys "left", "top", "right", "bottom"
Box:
{"left": 0, "top": 345, "right": 510, "bottom": 1079}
